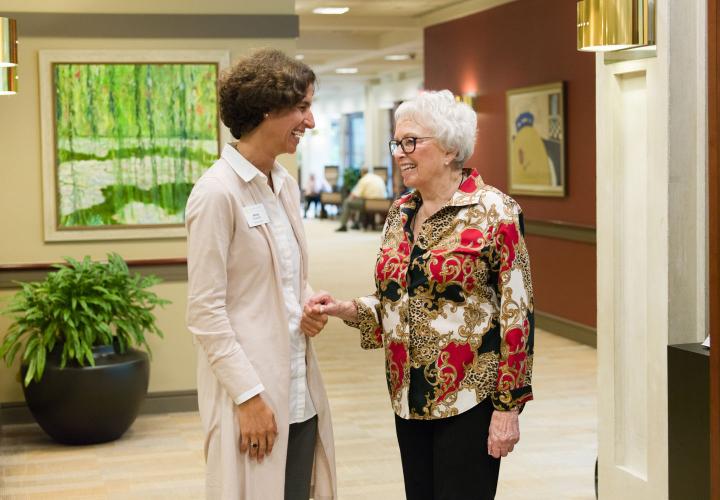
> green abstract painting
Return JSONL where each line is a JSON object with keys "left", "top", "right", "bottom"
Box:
{"left": 53, "top": 62, "right": 219, "bottom": 229}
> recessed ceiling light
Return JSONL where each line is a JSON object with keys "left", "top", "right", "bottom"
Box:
{"left": 313, "top": 7, "right": 350, "bottom": 15}
{"left": 384, "top": 54, "right": 412, "bottom": 61}
{"left": 295, "top": 54, "right": 305, "bottom": 60}
{"left": 335, "top": 67, "right": 358, "bottom": 74}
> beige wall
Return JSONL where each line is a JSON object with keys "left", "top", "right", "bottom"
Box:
{"left": 0, "top": 5, "right": 297, "bottom": 403}
{"left": 595, "top": 0, "right": 708, "bottom": 497}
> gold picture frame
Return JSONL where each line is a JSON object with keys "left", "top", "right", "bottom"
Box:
{"left": 39, "top": 50, "right": 231, "bottom": 242}
{"left": 506, "top": 82, "right": 566, "bottom": 197}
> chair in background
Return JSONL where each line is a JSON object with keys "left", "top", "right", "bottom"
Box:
{"left": 362, "top": 198, "right": 393, "bottom": 230}
{"left": 324, "top": 165, "right": 340, "bottom": 190}
{"left": 373, "top": 166, "right": 389, "bottom": 184}
{"left": 320, "top": 165, "right": 343, "bottom": 217}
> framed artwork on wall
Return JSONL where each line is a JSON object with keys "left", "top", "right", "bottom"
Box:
{"left": 506, "top": 81, "right": 566, "bottom": 197}
{"left": 39, "top": 50, "right": 231, "bottom": 241}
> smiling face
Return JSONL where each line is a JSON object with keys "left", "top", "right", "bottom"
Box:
{"left": 264, "top": 84, "right": 315, "bottom": 156}
{"left": 393, "top": 118, "right": 455, "bottom": 195}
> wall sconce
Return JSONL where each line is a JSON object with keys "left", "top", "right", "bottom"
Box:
{"left": 577, "top": 0, "right": 655, "bottom": 52}
{"left": 0, "top": 66, "right": 18, "bottom": 95}
{"left": 1, "top": 17, "right": 18, "bottom": 67}
{"left": 0, "top": 17, "right": 18, "bottom": 95}
{"left": 455, "top": 93, "right": 478, "bottom": 112}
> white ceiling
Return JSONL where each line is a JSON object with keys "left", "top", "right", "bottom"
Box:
{"left": 295, "top": 0, "right": 515, "bottom": 86}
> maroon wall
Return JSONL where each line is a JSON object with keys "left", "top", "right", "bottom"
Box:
{"left": 424, "top": 0, "right": 596, "bottom": 327}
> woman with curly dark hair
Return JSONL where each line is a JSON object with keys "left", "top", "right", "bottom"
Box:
{"left": 186, "top": 48, "right": 337, "bottom": 500}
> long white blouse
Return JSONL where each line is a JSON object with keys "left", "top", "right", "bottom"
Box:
{"left": 223, "top": 145, "right": 316, "bottom": 423}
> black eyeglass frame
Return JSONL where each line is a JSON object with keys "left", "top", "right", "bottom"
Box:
{"left": 388, "top": 136, "right": 434, "bottom": 155}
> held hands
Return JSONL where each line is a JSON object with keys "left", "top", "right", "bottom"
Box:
{"left": 300, "top": 291, "right": 358, "bottom": 337}
{"left": 234, "top": 394, "right": 278, "bottom": 463}
{"left": 487, "top": 409, "right": 520, "bottom": 458}
{"left": 306, "top": 291, "right": 358, "bottom": 321}
{"left": 300, "top": 298, "right": 328, "bottom": 337}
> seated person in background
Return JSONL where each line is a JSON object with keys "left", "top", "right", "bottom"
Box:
{"left": 336, "top": 167, "right": 388, "bottom": 232}
{"left": 304, "top": 172, "right": 331, "bottom": 218}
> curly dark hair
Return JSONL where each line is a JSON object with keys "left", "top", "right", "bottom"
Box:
{"left": 218, "top": 48, "right": 316, "bottom": 139}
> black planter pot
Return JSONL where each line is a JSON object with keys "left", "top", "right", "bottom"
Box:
{"left": 21, "top": 344, "right": 149, "bottom": 445}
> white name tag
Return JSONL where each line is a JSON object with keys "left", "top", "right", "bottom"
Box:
{"left": 242, "top": 203, "right": 270, "bottom": 227}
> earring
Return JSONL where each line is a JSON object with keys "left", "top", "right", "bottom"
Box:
{"left": 264, "top": 113, "right": 269, "bottom": 119}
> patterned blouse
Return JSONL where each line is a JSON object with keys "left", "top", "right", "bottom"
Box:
{"left": 345, "top": 170, "right": 534, "bottom": 420}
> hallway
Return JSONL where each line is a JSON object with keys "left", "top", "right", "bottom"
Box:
{"left": 0, "top": 220, "right": 597, "bottom": 499}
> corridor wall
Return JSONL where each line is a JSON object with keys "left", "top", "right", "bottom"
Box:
{"left": 424, "top": 0, "right": 597, "bottom": 341}
{"left": 0, "top": 0, "right": 296, "bottom": 413}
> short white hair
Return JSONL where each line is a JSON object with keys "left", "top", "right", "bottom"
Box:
{"left": 394, "top": 89, "right": 477, "bottom": 167}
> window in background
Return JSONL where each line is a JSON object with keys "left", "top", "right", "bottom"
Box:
{"left": 344, "top": 111, "right": 365, "bottom": 170}
{"left": 329, "top": 118, "right": 341, "bottom": 167}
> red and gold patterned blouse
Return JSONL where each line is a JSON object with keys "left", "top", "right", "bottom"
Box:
{"left": 345, "top": 170, "right": 534, "bottom": 420}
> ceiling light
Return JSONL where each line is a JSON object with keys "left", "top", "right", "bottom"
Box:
{"left": 0, "top": 17, "right": 18, "bottom": 68}
{"left": 295, "top": 54, "right": 305, "bottom": 60}
{"left": 312, "top": 7, "right": 350, "bottom": 15}
{"left": 335, "top": 67, "right": 358, "bottom": 74}
{"left": 384, "top": 54, "right": 412, "bottom": 61}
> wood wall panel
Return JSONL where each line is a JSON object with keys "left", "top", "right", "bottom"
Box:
{"left": 708, "top": 0, "right": 720, "bottom": 496}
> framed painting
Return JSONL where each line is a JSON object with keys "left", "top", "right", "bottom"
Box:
{"left": 39, "top": 50, "right": 231, "bottom": 241}
{"left": 506, "top": 82, "right": 566, "bottom": 197}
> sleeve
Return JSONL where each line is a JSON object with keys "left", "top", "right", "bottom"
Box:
{"left": 341, "top": 203, "right": 399, "bottom": 350}
{"left": 343, "top": 295, "right": 383, "bottom": 350}
{"left": 490, "top": 204, "right": 534, "bottom": 411}
{"left": 185, "top": 176, "right": 265, "bottom": 404}
{"left": 351, "top": 176, "right": 366, "bottom": 198}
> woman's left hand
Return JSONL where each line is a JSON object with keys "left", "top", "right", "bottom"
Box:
{"left": 487, "top": 409, "right": 520, "bottom": 458}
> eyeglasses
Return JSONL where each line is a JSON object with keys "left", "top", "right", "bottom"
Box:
{"left": 388, "top": 136, "right": 434, "bottom": 155}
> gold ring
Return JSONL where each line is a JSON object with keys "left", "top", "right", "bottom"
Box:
{"left": 251, "top": 442, "right": 259, "bottom": 449}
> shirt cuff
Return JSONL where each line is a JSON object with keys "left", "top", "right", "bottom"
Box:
{"left": 233, "top": 384, "right": 265, "bottom": 405}
{"left": 491, "top": 386, "right": 533, "bottom": 411}
{"left": 343, "top": 298, "right": 383, "bottom": 349}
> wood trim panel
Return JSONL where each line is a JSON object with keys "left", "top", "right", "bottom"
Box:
{"left": 535, "top": 310, "right": 596, "bottom": 348}
{"left": 0, "top": 390, "right": 198, "bottom": 426}
{"left": 0, "top": 258, "right": 188, "bottom": 289}
{"left": 708, "top": 0, "right": 720, "bottom": 496}
{"left": 524, "top": 219, "right": 596, "bottom": 244}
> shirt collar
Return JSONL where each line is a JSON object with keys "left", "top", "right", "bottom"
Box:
{"left": 448, "top": 169, "right": 485, "bottom": 207}
{"left": 399, "top": 169, "right": 485, "bottom": 211}
{"left": 221, "top": 143, "right": 287, "bottom": 195}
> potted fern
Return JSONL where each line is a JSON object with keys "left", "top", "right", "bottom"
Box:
{"left": 0, "top": 253, "right": 169, "bottom": 445}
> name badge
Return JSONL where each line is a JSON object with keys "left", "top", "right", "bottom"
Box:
{"left": 242, "top": 203, "right": 270, "bottom": 227}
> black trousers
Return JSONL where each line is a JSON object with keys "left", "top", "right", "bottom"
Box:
{"left": 284, "top": 415, "right": 318, "bottom": 500}
{"left": 394, "top": 399, "right": 501, "bottom": 500}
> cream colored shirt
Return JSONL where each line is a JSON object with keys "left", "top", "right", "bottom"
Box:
{"left": 223, "top": 144, "right": 316, "bottom": 423}
{"left": 351, "top": 172, "right": 388, "bottom": 199}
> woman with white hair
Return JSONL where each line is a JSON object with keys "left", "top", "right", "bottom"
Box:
{"left": 305, "top": 89, "right": 535, "bottom": 499}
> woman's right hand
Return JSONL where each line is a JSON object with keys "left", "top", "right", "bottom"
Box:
{"left": 234, "top": 394, "right": 278, "bottom": 464}
{"left": 306, "top": 291, "right": 358, "bottom": 322}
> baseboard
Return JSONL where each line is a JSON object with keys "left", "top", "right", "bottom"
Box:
{"left": 0, "top": 389, "right": 198, "bottom": 426}
{"left": 536, "top": 310, "right": 596, "bottom": 347}
{"left": 0, "top": 401, "right": 32, "bottom": 426}
{"left": 138, "top": 390, "right": 198, "bottom": 415}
